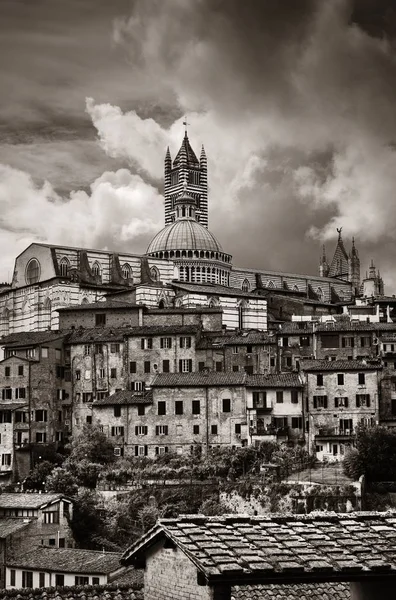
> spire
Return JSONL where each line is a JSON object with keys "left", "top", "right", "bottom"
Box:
{"left": 200, "top": 144, "right": 207, "bottom": 162}
{"left": 165, "top": 146, "right": 171, "bottom": 161}
{"left": 319, "top": 245, "right": 329, "bottom": 277}
{"left": 328, "top": 228, "right": 349, "bottom": 278}
{"left": 369, "top": 259, "right": 376, "bottom": 278}
{"left": 173, "top": 124, "right": 199, "bottom": 166}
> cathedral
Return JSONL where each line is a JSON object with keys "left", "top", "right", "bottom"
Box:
{"left": 0, "top": 131, "right": 380, "bottom": 335}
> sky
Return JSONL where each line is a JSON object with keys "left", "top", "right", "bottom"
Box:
{"left": 1, "top": 0, "right": 396, "bottom": 290}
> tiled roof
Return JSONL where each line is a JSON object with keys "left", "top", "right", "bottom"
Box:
{"left": 123, "top": 513, "right": 396, "bottom": 584}
{"left": 316, "top": 322, "right": 378, "bottom": 332}
{"left": 57, "top": 300, "right": 141, "bottom": 312}
{"left": 278, "top": 322, "right": 314, "bottom": 334}
{"left": 200, "top": 332, "right": 276, "bottom": 348}
{"left": 232, "top": 265, "right": 352, "bottom": 285}
{"left": 148, "top": 307, "right": 222, "bottom": 314}
{"left": 66, "top": 328, "right": 126, "bottom": 344}
{"left": 0, "top": 331, "right": 66, "bottom": 348}
{"left": 123, "top": 325, "right": 199, "bottom": 336}
{"left": 301, "top": 359, "right": 382, "bottom": 372}
{"left": 8, "top": 547, "right": 122, "bottom": 574}
{"left": 152, "top": 373, "right": 247, "bottom": 387}
{"left": 172, "top": 282, "right": 262, "bottom": 298}
{"left": 0, "top": 518, "right": 32, "bottom": 538}
{"left": 247, "top": 374, "right": 303, "bottom": 388}
{"left": 0, "top": 401, "right": 28, "bottom": 410}
{"left": 0, "top": 493, "right": 68, "bottom": 509}
{"left": 231, "top": 582, "right": 349, "bottom": 599}
{"left": 0, "top": 587, "right": 143, "bottom": 600}
{"left": 93, "top": 390, "right": 153, "bottom": 406}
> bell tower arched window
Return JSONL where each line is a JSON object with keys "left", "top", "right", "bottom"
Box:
{"left": 122, "top": 263, "right": 132, "bottom": 280}
{"left": 92, "top": 262, "right": 102, "bottom": 282}
{"left": 242, "top": 279, "right": 250, "bottom": 292}
{"left": 59, "top": 257, "right": 70, "bottom": 278}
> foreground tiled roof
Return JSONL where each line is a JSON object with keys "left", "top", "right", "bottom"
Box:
{"left": 66, "top": 328, "right": 126, "bottom": 344}
{"left": 231, "top": 582, "right": 349, "bottom": 599}
{"left": 0, "top": 584, "right": 143, "bottom": 600}
{"left": 247, "top": 373, "right": 303, "bottom": 388}
{"left": 198, "top": 331, "right": 276, "bottom": 349}
{"left": 57, "top": 300, "right": 140, "bottom": 312}
{"left": 0, "top": 493, "right": 67, "bottom": 509}
{"left": 152, "top": 372, "right": 247, "bottom": 387}
{"left": 8, "top": 547, "right": 122, "bottom": 574}
{"left": 123, "top": 513, "right": 396, "bottom": 584}
{"left": 0, "top": 518, "right": 32, "bottom": 538}
{"left": 93, "top": 390, "right": 153, "bottom": 406}
{"left": 301, "top": 359, "right": 382, "bottom": 372}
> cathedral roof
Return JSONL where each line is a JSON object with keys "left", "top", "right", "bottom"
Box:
{"left": 328, "top": 229, "right": 349, "bottom": 278}
{"left": 146, "top": 218, "right": 223, "bottom": 254}
{"left": 173, "top": 132, "right": 199, "bottom": 166}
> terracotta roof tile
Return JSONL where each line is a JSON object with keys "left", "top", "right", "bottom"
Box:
{"left": 0, "top": 493, "right": 68, "bottom": 509}
{"left": 0, "top": 518, "right": 32, "bottom": 538}
{"left": 93, "top": 391, "right": 153, "bottom": 406}
{"left": 1, "top": 331, "right": 67, "bottom": 348}
{"left": 231, "top": 582, "right": 349, "bottom": 599}
{"left": 8, "top": 547, "right": 122, "bottom": 574}
{"left": 0, "top": 584, "right": 143, "bottom": 600}
{"left": 123, "top": 513, "right": 396, "bottom": 583}
{"left": 247, "top": 373, "right": 303, "bottom": 388}
{"left": 152, "top": 373, "right": 247, "bottom": 387}
{"left": 301, "top": 359, "right": 382, "bottom": 371}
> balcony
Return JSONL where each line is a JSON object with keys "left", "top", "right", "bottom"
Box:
{"left": 253, "top": 403, "right": 273, "bottom": 413}
{"left": 315, "top": 427, "right": 355, "bottom": 440}
{"left": 253, "top": 425, "right": 289, "bottom": 439}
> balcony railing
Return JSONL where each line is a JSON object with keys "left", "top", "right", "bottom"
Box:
{"left": 315, "top": 427, "right": 355, "bottom": 439}
{"left": 253, "top": 426, "right": 289, "bottom": 438}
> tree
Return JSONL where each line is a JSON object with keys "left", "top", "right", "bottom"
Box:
{"left": 343, "top": 425, "right": 396, "bottom": 481}
{"left": 67, "top": 424, "right": 116, "bottom": 466}
{"left": 24, "top": 461, "right": 55, "bottom": 491}
{"left": 46, "top": 467, "right": 78, "bottom": 496}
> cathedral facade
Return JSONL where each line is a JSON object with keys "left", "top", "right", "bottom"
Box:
{"left": 0, "top": 132, "right": 364, "bottom": 336}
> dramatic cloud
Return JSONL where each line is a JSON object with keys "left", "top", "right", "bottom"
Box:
{"left": 0, "top": 164, "right": 163, "bottom": 280}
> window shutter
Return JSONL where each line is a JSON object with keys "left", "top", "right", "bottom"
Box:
{"left": 135, "top": 426, "right": 138, "bottom": 435}
{"left": 144, "top": 445, "right": 148, "bottom": 456}
{"left": 149, "top": 339, "right": 152, "bottom": 349}
{"left": 165, "top": 446, "right": 169, "bottom": 453}
{"left": 160, "top": 338, "right": 164, "bottom": 349}
{"left": 156, "top": 426, "right": 159, "bottom": 435}
{"left": 335, "top": 397, "right": 338, "bottom": 408}
{"left": 155, "top": 447, "right": 158, "bottom": 455}
{"left": 141, "top": 339, "right": 144, "bottom": 349}
{"left": 165, "top": 425, "right": 168, "bottom": 435}
{"left": 367, "top": 395, "right": 371, "bottom": 407}
{"left": 356, "top": 395, "right": 359, "bottom": 408}
{"left": 323, "top": 396, "right": 328, "bottom": 409}
{"left": 179, "top": 359, "right": 182, "bottom": 372}
{"left": 313, "top": 396, "right": 317, "bottom": 409}
{"left": 188, "top": 338, "right": 191, "bottom": 348}
{"left": 135, "top": 446, "right": 138, "bottom": 456}
{"left": 188, "top": 359, "right": 192, "bottom": 372}
{"left": 345, "top": 398, "right": 349, "bottom": 408}
{"left": 342, "top": 338, "right": 345, "bottom": 348}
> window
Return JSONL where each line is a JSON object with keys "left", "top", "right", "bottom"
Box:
{"left": 270, "top": 357, "right": 276, "bottom": 368}
{"left": 211, "top": 425, "right": 218, "bottom": 435}
{"left": 22, "top": 571, "right": 33, "bottom": 588}
{"left": 99, "top": 368, "right": 105, "bottom": 379}
{"left": 276, "top": 391, "right": 284, "bottom": 404}
{"left": 316, "top": 374, "right": 324, "bottom": 386}
{"left": 245, "top": 366, "right": 254, "bottom": 375}
{"left": 337, "top": 374, "right": 344, "bottom": 386}
{"left": 75, "top": 576, "right": 89, "bottom": 586}
{"left": 135, "top": 425, "right": 148, "bottom": 435}
{"left": 92, "top": 577, "right": 100, "bottom": 585}
{"left": 135, "top": 445, "right": 148, "bottom": 457}
{"left": 130, "top": 361, "right": 137, "bottom": 373}
{"left": 198, "top": 362, "right": 206, "bottom": 372}
{"left": 158, "top": 401, "right": 166, "bottom": 415}
{"left": 291, "top": 417, "right": 303, "bottom": 429}
{"left": 15, "top": 387, "right": 26, "bottom": 399}
{"left": 192, "top": 400, "right": 200, "bottom": 415}
{"left": 232, "top": 346, "right": 239, "bottom": 354}
{"left": 156, "top": 425, "right": 169, "bottom": 435}
{"left": 361, "top": 336, "right": 371, "bottom": 348}
{"left": 162, "top": 360, "right": 170, "bottom": 373}
{"left": 141, "top": 338, "right": 153, "bottom": 350}
{"left": 179, "top": 359, "right": 193, "bottom": 373}
{"left": 1, "top": 454, "right": 11, "bottom": 466}
{"left": 313, "top": 395, "right": 328, "bottom": 408}
{"left": 282, "top": 337, "right": 289, "bottom": 348}
{"left": 95, "top": 313, "right": 106, "bottom": 326}
{"left": 222, "top": 398, "right": 231, "bottom": 412}
{"left": 175, "top": 400, "right": 184, "bottom": 415}
{"left": 55, "top": 574, "right": 64, "bottom": 587}
{"left": 10, "top": 569, "right": 16, "bottom": 587}
{"left": 235, "top": 424, "right": 241, "bottom": 435}
{"left": 144, "top": 361, "right": 151, "bottom": 373}
{"left": 114, "top": 406, "right": 121, "bottom": 417}
{"left": 96, "top": 391, "right": 107, "bottom": 400}
{"left": 15, "top": 411, "right": 27, "bottom": 423}
{"left": 233, "top": 365, "right": 239, "bottom": 372}
{"left": 82, "top": 393, "right": 93, "bottom": 403}
{"left": 133, "top": 381, "right": 145, "bottom": 392}
{"left": 356, "top": 394, "right": 371, "bottom": 407}
{"left": 2, "top": 388, "right": 12, "bottom": 400}
{"left": 18, "top": 365, "right": 24, "bottom": 376}
{"left": 36, "top": 432, "right": 47, "bottom": 444}
{"left": 215, "top": 361, "right": 223, "bottom": 372}
{"left": 193, "top": 425, "right": 200, "bottom": 434}
{"left": 110, "top": 343, "right": 120, "bottom": 353}
{"left": 4, "top": 366, "right": 10, "bottom": 377}
{"left": 291, "top": 390, "right": 299, "bottom": 404}
{"left": 339, "top": 418, "right": 353, "bottom": 434}
{"left": 321, "top": 334, "right": 339, "bottom": 349}
{"left": 246, "top": 345, "right": 253, "bottom": 353}
{"left": 160, "top": 337, "right": 172, "bottom": 349}
{"left": 335, "top": 397, "right": 349, "bottom": 408}
{"left": 138, "top": 405, "right": 145, "bottom": 416}
{"left": 300, "top": 336, "right": 310, "bottom": 347}
{"left": 111, "top": 368, "right": 117, "bottom": 379}
{"left": 0, "top": 410, "right": 11, "bottom": 423}
{"left": 43, "top": 511, "right": 59, "bottom": 524}
{"left": 92, "top": 262, "right": 101, "bottom": 281}
{"left": 35, "top": 410, "right": 48, "bottom": 422}
{"left": 26, "top": 258, "right": 40, "bottom": 284}
{"left": 84, "top": 345, "right": 91, "bottom": 356}
{"left": 180, "top": 337, "right": 192, "bottom": 348}
{"left": 111, "top": 426, "right": 125, "bottom": 436}
{"left": 59, "top": 257, "right": 70, "bottom": 278}
{"left": 358, "top": 373, "right": 366, "bottom": 385}
{"left": 94, "top": 344, "right": 103, "bottom": 355}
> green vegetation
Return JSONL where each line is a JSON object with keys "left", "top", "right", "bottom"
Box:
{"left": 343, "top": 425, "right": 396, "bottom": 481}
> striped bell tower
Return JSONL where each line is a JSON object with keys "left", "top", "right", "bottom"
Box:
{"left": 164, "top": 129, "right": 208, "bottom": 228}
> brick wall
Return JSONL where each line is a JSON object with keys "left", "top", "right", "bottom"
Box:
{"left": 144, "top": 540, "right": 212, "bottom": 600}
{"left": 59, "top": 309, "right": 141, "bottom": 330}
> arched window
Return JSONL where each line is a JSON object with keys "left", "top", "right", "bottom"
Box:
{"left": 150, "top": 266, "right": 160, "bottom": 282}
{"left": 316, "top": 287, "right": 323, "bottom": 301}
{"left": 81, "top": 297, "right": 89, "bottom": 304}
{"left": 92, "top": 262, "right": 102, "bottom": 282}
{"left": 238, "top": 300, "right": 247, "bottom": 330}
{"left": 122, "top": 263, "right": 132, "bottom": 280}
{"left": 25, "top": 258, "right": 40, "bottom": 285}
{"left": 242, "top": 279, "right": 250, "bottom": 292}
{"left": 59, "top": 257, "right": 70, "bottom": 278}
{"left": 267, "top": 281, "right": 275, "bottom": 289}
{"left": 158, "top": 299, "right": 166, "bottom": 309}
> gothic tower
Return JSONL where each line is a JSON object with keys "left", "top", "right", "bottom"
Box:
{"left": 319, "top": 245, "right": 329, "bottom": 277}
{"left": 348, "top": 237, "right": 360, "bottom": 297}
{"left": 164, "top": 131, "right": 208, "bottom": 228}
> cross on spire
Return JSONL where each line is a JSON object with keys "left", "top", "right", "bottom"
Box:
{"left": 182, "top": 116, "right": 190, "bottom": 135}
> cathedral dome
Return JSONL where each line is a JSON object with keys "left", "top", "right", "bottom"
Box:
{"left": 146, "top": 218, "right": 223, "bottom": 255}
